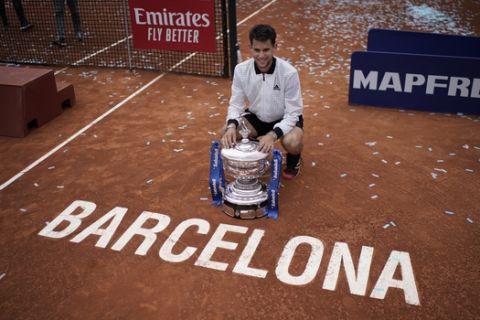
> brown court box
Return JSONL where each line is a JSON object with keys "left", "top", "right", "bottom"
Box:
{"left": 0, "top": 66, "right": 74, "bottom": 138}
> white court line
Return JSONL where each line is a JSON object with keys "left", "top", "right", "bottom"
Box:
{"left": 0, "top": 72, "right": 167, "bottom": 191}
{"left": 54, "top": 67, "right": 69, "bottom": 75}
{"left": 0, "top": 0, "right": 277, "bottom": 191}
{"left": 237, "top": 0, "right": 277, "bottom": 26}
{"left": 73, "top": 35, "right": 133, "bottom": 66}
{"left": 55, "top": 35, "right": 132, "bottom": 75}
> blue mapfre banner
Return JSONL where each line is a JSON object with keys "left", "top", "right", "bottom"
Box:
{"left": 349, "top": 29, "right": 480, "bottom": 114}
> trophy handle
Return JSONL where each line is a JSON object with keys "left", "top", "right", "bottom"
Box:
{"left": 258, "top": 159, "right": 270, "bottom": 176}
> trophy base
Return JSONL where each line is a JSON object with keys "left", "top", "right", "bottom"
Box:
{"left": 223, "top": 199, "right": 268, "bottom": 219}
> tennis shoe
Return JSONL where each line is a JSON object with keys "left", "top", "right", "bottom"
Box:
{"left": 20, "top": 21, "right": 32, "bottom": 31}
{"left": 282, "top": 158, "right": 301, "bottom": 180}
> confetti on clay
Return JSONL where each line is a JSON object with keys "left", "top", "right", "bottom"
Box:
{"left": 431, "top": 172, "right": 438, "bottom": 180}
{"left": 48, "top": 166, "right": 55, "bottom": 170}
{"left": 20, "top": 208, "right": 27, "bottom": 212}
{"left": 371, "top": 195, "right": 379, "bottom": 200}
{"left": 173, "top": 149, "right": 184, "bottom": 153}
{"left": 444, "top": 210, "right": 455, "bottom": 215}
{"left": 200, "top": 197, "right": 209, "bottom": 201}
{"left": 434, "top": 168, "right": 447, "bottom": 173}
{"left": 34, "top": 183, "right": 39, "bottom": 187}
{"left": 369, "top": 183, "right": 376, "bottom": 188}
{"left": 340, "top": 173, "right": 347, "bottom": 178}
{"left": 371, "top": 173, "right": 380, "bottom": 178}
{"left": 0, "top": 273, "right": 5, "bottom": 281}
{"left": 365, "top": 141, "right": 377, "bottom": 147}
{"left": 465, "top": 169, "right": 474, "bottom": 173}
{"left": 146, "top": 179, "right": 153, "bottom": 184}
{"left": 467, "top": 217, "right": 474, "bottom": 224}
{"left": 383, "top": 221, "right": 397, "bottom": 229}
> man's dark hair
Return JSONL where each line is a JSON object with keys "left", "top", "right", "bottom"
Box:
{"left": 249, "top": 24, "right": 276, "bottom": 45}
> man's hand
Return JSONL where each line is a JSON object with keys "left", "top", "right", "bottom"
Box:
{"left": 257, "top": 132, "right": 276, "bottom": 153}
{"left": 221, "top": 127, "right": 237, "bottom": 149}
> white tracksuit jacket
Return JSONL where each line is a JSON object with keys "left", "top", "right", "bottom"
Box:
{"left": 226, "top": 57, "right": 303, "bottom": 137}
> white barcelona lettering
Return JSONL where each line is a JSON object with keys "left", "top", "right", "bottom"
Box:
{"left": 38, "top": 200, "right": 96, "bottom": 239}
{"left": 194, "top": 224, "right": 247, "bottom": 271}
{"left": 322, "top": 242, "right": 374, "bottom": 296}
{"left": 370, "top": 251, "right": 420, "bottom": 306}
{"left": 159, "top": 218, "right": 210, "bottom": 263}
{"left": 275, "top": 236, "right": 324, "bottom": 286}
{"left": 39, "top": 200, "right": 421, "bottom": 306}
{"left": 70, "top": 206, "right": 127, "bottom": 248}
{"left": 111, "top": 211, "right": 170, "bottom": 255}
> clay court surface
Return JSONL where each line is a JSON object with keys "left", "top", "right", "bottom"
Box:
{"left": 1, "top": 0, "right": 480, "bottom": 319}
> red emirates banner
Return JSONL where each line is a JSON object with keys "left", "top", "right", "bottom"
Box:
{"left": 129, "top": 0, "right": 216, "bottom": 52}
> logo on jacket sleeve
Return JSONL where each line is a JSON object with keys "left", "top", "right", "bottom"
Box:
{"left": 273, "top": 84, "right": 280, "bottom": 91}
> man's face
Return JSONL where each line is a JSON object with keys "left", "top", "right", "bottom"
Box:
{"left": 251, "top": 39, "right": 276, "bottom": 71}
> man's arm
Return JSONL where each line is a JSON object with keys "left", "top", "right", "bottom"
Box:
{"left": 222, "top": 65, "right": 246, "bottom": 148}
{"left": 273, "top": 71, "right": 303, "bottom": 138}
{"left": 226, "top": 66, "right": 246, "bottom": 124}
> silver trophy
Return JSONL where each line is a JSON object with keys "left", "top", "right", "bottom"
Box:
{"left": 221, "top": 120, "right": 270, "bottom": 219}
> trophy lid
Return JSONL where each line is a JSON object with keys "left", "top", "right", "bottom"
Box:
{"left": 221, "top": 140, "right": 268, "bottom": 161}
{"left": 221, "top": 120, "right": 268, "bottom": 161}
